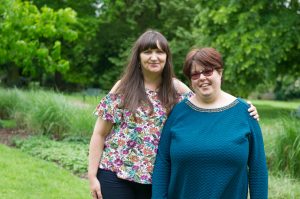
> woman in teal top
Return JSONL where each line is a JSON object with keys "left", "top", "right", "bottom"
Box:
{"left": 152, "top": 47, "right": 268, "bottom": 199}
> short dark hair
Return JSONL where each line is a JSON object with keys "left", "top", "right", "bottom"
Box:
{"left": 183, "top": 47, "right": 223, "bottom": 79}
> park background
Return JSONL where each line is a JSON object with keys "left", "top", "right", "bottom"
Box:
{"left": 0, "top": 0, "right": 299, "bottom": 198}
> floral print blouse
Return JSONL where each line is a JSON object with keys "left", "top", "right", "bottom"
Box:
{"left": 94, "top": 89, "right": 193, "bottom": 184}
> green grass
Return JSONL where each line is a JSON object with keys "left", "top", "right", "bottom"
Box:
{"left": 1, "top": 88, "right": 300, "bottom": 198}
{"left": 252, "top": 99, "right": 299, "bottom": 125}
{"left": 252, "top": 99, "right": 300, "bottom": 109}
{"left": 0, "top": 144, "right": 90, "bottom": 199}
{"left": 268, "top": 116, "right": 300, "bottom": 178}
{"left": 269, "top": 173, "right": 300, "bottom": 199}
{"left": 0, "top": 119, "right": 17, "bottom": 128}
{"left": 0, "top": 88, "right": 96, "bottom": 139}
{"left": 248, "top": 99, "right": 300, "bottom": 198}
{"left": 252, "top": 100, "right": 300, "bottom": 177}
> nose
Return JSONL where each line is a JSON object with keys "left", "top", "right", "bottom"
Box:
{"left": 150, "top": 52, "right": 158, "bottom": 60}
{"left": 198, "top": 73, "right": 207, "bottom": 80}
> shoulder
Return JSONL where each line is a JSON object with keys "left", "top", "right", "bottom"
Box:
{"left": 99, "top": 92, "right": 123, "bottom": 106}
{"left": 237, "top": 98, "right": 251, "bottom": 110}
{"left": 236, "top": 98, "right": 259, "bottom": 125}
{"left": 167, "top": 98, "right": 189, "bottom": 124}
{"left": 172, "top": 78, "right": 191, "bottom": 95}
{"left": 109, "top": 80, "right": 121, "bottom": 94}
{"left": 171, "top": 98, "right": 189, "bottom": 115}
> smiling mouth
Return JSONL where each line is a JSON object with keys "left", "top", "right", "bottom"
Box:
{"left": 200, "top": 83, "right": 210, "bottom": 88}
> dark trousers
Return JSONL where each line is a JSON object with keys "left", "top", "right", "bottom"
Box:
{"left": 97, "top": 169, "right": 152, "bottom": 199}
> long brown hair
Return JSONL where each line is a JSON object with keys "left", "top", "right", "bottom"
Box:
{"left": 116, "top": 30, "right": 178, "bottom": 113}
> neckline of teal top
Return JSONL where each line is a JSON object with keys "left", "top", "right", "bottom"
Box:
{"left": 185, "top": 98, "right": 239, "bottom": 112}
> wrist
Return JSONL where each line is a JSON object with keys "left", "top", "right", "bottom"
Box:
{"left": 88, "top": 172, "right": 97, "bottom": 180}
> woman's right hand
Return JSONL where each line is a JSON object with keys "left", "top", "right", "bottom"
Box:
{"left": 89, "top": 176, "right": 102, "bottom": 199}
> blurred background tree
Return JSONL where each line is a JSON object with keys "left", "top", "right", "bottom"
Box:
{"left": 0, "top": 0, "right": 78, "bottom": 88}
{"left": 0, "top": 0, "right": 299, "bottom": 99}
{"left": 189, "top": 0, "right": 300, "bottom": 98}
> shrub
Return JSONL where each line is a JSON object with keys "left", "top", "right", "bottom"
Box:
{"left": 13, "top": 136, "right": 88, "bottom": 175}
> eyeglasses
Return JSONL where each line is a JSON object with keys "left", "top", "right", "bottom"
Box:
{"left": 190, "top": 68, "right": 217, "bottom": 80}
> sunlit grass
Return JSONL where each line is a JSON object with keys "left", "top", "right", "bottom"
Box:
{"left": 0, "top": 144, "right": 90, "bottom": 199}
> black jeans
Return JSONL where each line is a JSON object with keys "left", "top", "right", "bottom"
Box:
{"left": 97, "top": 169, "right": 152, "bottom": 199}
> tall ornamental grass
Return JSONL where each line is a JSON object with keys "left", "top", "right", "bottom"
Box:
{"left": 0, "top": 88, "right": 95, "bottom": 139}
{"left": 24, "top": 90, "right": 73, "bottom": 137}
{"left": 268, "top": 116, "right": 300, "bottom": 179}
{"left": 0, "top": 88, "right": 23, "bottom": 118}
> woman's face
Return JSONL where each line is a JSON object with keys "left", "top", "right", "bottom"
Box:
{"left": 139, "top": 42, "right": 166, "bottom": 76}
{"left": 190, "top": 64, "right": 222, "bottom": 99}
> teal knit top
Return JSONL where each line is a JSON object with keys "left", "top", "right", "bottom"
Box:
{"left": 152, "top": 98, "right": 268, "bottom": 199}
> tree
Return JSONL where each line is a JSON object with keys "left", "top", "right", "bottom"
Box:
{"left": 0, "top": 0, "right": 78, "bottom": 86}
{"left": 93, "top": 0, "right": 198, "bottom": 90}
{"left": 190, "top": 0, "right": 300, "bottom": 97}
{"left": 3, "top": 0, "right": 197, "bottom": 90}
{"left": 30, "top": 0, "right": 101, "bottom": 88}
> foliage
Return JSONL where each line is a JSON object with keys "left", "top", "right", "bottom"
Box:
{"left": 275, "top": 77, "right": 300, "bottom": 100}
{"left": 268, "top": 173, "right": 300, "bottom": 198}
{"left": 0, "top": 144, "right": 90, "bottom": 199}
{"left": 252, "top": 100, "right": 299, "bottom": 178}
{"left": 269, "top": 116, "right": 300, "bottom": 178}
{"left": 32, "top": 0, "right": 97, "bottom": 17}
{"left": 0, "top": 88, "right": 20, "bottom": 118}
{"left": 91, "top": 0, "right": 198, "bottom": 89}
{"left": 1, "top": 88, "right": 300, "bottom": 197}
{"left": 0, "top": 0, "right": 78, "bottom": 86}
{"left": 0, "top": 88, "right": 95, "bottom": 138}
{"left": 13, "top": 136, "right": 88, "bottom": 174}
{"left": 25, "top": 91, "right": 73, "bottom": 138}
{"left": 190, "top": 0, "right": 300, "bottom": 97}
{"left": 27, "top": 0, "right": 106, "bottom": 87}
{"left": 0, "top": 119, "right": 16, "bottom": 128}
{"left": 1, "top": 0, "right": 299, "bottom": 99}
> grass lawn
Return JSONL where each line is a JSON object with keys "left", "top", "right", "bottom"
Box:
{"left": 269, "top": 173, "right": 300, "bottom": 198}
{"left": 1, "top": 88, "right": 299, "bottom": 198}
{"left": 252, "top": 99, "right": 299, "bottom": 125}
{"left": 0, "top": 144, "right": 90, "bottom": 199}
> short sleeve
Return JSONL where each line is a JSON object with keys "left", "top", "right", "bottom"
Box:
{"left": 94, "top": 93, "right": 123, "bottom": 123}
{"left": 177, "top": 91, "right": 194, "bottom": 102}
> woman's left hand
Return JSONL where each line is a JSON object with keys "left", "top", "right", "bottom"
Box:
{"left": 247, "top": 101, "right": 259, "bottom": 121}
